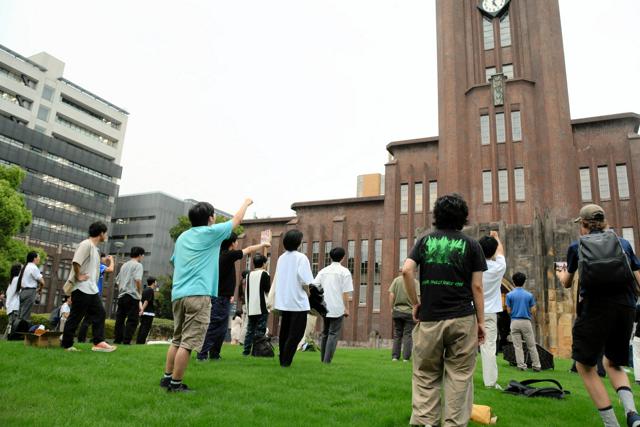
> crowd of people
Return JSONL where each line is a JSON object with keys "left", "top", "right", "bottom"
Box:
{"left": 4, "top": 194, "right": 640, "bottom": 426}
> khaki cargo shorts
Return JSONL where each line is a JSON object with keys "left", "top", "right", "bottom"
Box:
{"left": 171, "top": 296, "right": 211, "bottom": 352}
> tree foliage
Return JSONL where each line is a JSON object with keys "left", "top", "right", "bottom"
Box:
{"left": 154, "top": 275, "right": 174, "bottom": 319}
{"left": 0, "top": 165, "right": 46, "bottom": 289}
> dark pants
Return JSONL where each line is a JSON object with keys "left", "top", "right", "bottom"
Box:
{"left": 243, "top": 313, "right": 268, "bottom": 355}
{"left": 320, "top": 315, "right": 344, "bottom": 363}
{"left": 136, "top": 315, "right": 154, "bottom": 344}
{"left": 77, "top": 297, "right": 104, "bottom": 342}
{"left": 114, "top": 294, "right": 140, "bottom": 344}
{"left": 198, "top": 296, "right": 231, "bottom": 360}
{"left": 18, "top": 288, "right": 37, "bottom": 323}
{"left": 279, "top": 311, "right": 308, "bottom": 367}
{"left": 392, "top": 311, "right": 415, "bottom": 360}
{"left": 61, "top": 290, "right": 105, "bottom": 348}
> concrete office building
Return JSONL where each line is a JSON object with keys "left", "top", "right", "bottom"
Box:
{"left": 0, "top": 44, "right": 128, "bottom": 312}
{"left": 238, "top": 0, "right": 640, "bottom": 356}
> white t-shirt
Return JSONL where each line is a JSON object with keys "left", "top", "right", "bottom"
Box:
{"left": 6, "top": 277, "right": 20, "bottom": 314}
{"left": 21, "top": 263, "right": 42, "bottom": 289}
{"left": 60, "top": 302, "right": 71, "bottom": 317}
{"left": 274, "top": 251, "right": 314, "bottom": 312}
{"left": 313, "top": 262, "right": 353, "bottom": 318}
{"left": 483, "top": 255, "right": 506, "bottom": 314}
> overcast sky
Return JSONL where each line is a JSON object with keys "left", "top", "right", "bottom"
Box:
{"left": 1, "top": 1, "right": 638, "bottom": 218}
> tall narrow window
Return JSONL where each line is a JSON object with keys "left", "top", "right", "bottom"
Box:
{"left": 496, "top": 113, "right": 506, "bottom": 143}
{"left": 359, "top": 240, "right": 369, "bottom": 305}
{"left": 514, "top": 168, "right": 525, "bottom": 201}
{"left": 373, "top": 239, "right": 382, "bottom": 311}
{"left": 616, "top": 164, "right": 630, "bottom": 199}
{"left": 598, "top": 166, "right": 610, "bottom": 201}
{"left": 37, "top": 105, "right": 50, "bottom": 122}
{"left": 399, "top": 238, "right": 408, "bottom": 270}
{"left": 502, "top": 64, "right": 514, "bottom": 79}
{"left": 312, "top": 241, "right": 320, "bottom": 276}
{"left": 483, "top": 17, "right": 495, "bottom": 50}
{"left": 623, "top": 228, "right": 636, "bottom": 252}
{"left": 511, "top": 110, "right": 522, "bottom": 141}
{"left": 485, "top": 67, "right": 497, "bottom": 82}
{"left": 500, "top": 12, "right": 511, "bottom": 47}
{"left": 301, "top": 241, "right": 307, "bottom": 255}
{"left": 429, "top": 181, "right": 438, "bottom": 212}
{"left": 324, "top": 241, "right": 332, "bottom": 268}
{"left": 498, "top": 169, "right": 509, "bottom": 202}
{"left": 400, "top": 184, "right": 409, "bottom": 214}
{"left": 579, "top": 168, "right": 592, "bottom": 201}
{"left": 42, "top": 85, "right": 55, "bottom": 101}
{"left": 483, "top": 171, "right": 493, "bottom": 203}
{"left": 414, "top": 182, "right": 423, "bottom": 213}
{"left": 347, "top": 240, "right": 355, "bottom": 274}
{"left": 480, "top": 114, "right": 490, "bottom": 145}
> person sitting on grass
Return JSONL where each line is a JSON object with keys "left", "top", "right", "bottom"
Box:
{"left": 161, "top": 198, "right": 252, "bottom": 392}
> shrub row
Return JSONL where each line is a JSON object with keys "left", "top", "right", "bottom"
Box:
{"left": 0, "top": 310, "right": 174, "bottom": 341}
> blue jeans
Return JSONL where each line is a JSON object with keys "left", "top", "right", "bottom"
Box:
{"left": 197, "top": 296, "right": 231, "bottom": 360}
{"left": 243, "top": 313, "right": 268, "bottom": 355}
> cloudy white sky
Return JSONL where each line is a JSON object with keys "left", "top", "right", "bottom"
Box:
{"left": 1, "top": 1, "right": 638, "bottom": 218}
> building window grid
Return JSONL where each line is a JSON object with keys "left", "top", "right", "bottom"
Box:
{"left": 502, "top": 64, "right": 514, "bottom": 79}
{"left": 616, "top": 164, "right": 630, "bottom": 199}
{"left": 414, "top": 182, "right": 423, "bottom": 213}
{"left": 112, "top": 216, "right": 156, "bottom": 224}
{"left": 400, "top": 184, "right": 409, "bottom": 214}
{"left": 359, "top": 240, "right": 369, "bottom": 305}
{"left": 623, "top": 228, "right": 636, "bottom": 253}
{"left": 429, "top": 181, "right": 438, "bottom": 212}
{"left": 323, "top": 241, "right": 332, "bottom": 268}
{"left": 24, "top": 193, "right": 103, "bottom": 220}
{"left": 480, "top": 115, "right": 490, "bottom": 145}
{"left": 60, "top": 96, "right": 122, "bottom": 130}
{"left": 482, "top": 171, "right": 493, "bottom": 203}
{"left": 0, "top": 133, "right": 24, "bottom": 148}
{"left": 311, "top": 241, "right": 320, "bottom": 276}
{"left": 37, "top": 105, "right": 50, "bottom": 122}
{"left": 483, "top": 17, "right": 495, "bottom": 50}
{"left": 34, "top": 171, "right": 110, "bottom": 200}
{"left": 373, "top": 239, "right": 382, "bottom": 311}
{"left": 0, "top": 87, "right": 32, "bottom": 110}
{"left": 597, "top": 166, "right": 611, "bottom": 201}
{"left": 511, "top": 110, "right": 522, "bottom": 141}
{"left": 55, "top": 115, "right": 117, "bottom": 148}
{"left": 495, "top": 112, "right": 506, "bottom": 143}
{"left": 399, "top": 238, "right": 408, "bottom": 270}
{"left": 347, "top": 240, "right": 355, "bottom": 275}
{"left": 0, "top": 66, "right": 37, "bottom": 89}
{"left": 42, "top": 85, "right": 55, "bottom": 101}
{"left": 301, "top": 241, "right": 307, "bottom": 256}
{"left": 579, "top": 168, "right": 592, "bottom": 201}
{"left": 500, "top": 12, "right": 512, "bottom": 47}
{"left": 514, "top": 168, "right": 525, "bottom": 201}
{"left": 485, "top": 67, "right": 497, "bottom": 83}
{"left": 498, "top": 169, "right": 509, "bottom": 202}
{"left": 31, "top": 216, "right": 86, "bottom": 240}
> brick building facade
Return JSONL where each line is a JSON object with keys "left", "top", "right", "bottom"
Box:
{"left": 239, "top": 0, "right": 639, "bottom": 357}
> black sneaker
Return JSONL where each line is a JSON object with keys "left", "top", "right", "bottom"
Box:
{"left": 627, "top": 411, "right": 640, "bottom": 427}
{"left": 160, "top": 377, "right": 171, "bottom": 388}
{"left": 167, "top": 383, "right": 193, "bottom": 393}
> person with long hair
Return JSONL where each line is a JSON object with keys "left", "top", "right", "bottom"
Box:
{"left": 16, "top": 251, "right": 44, "bottom": 324}
{"left": 3, "top": 263, "right": 22, "bottom": 338}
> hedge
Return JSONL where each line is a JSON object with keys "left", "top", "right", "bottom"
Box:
{"left": 0, "top": 310, "right": 175, "bottom": 341}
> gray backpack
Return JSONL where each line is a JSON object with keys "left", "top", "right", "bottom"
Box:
{"left": 578, "top": 230, "right": 635, "bottom": 294}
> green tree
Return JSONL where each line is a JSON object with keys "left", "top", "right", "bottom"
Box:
{"left": 0, "top": 165, "right": 46, "bottom": 289}
{"left": 169, "top": 215, "right": 243, "bottom": 242}
{"left": 155, "top": 275, "right": 173, "bottom": 319}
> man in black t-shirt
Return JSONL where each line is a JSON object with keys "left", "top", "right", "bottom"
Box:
{"left": 136, "top": 277, "right": 158, "bottom": 344}
{"left": 402, "top": 194, "right": 487, "bottom": 427}
{"left": 197, "top": 232, "right": 270, "bottom": 361}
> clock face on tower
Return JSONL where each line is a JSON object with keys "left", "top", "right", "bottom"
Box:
{"left": 479, "top": 0, "right": 510, "bottom": 17}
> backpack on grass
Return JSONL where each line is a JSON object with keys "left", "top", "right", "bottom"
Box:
{"left": 504, "top": 379, "right": 570, "bottom": 399}
{"left": 252, "top": 335, "right": 274, "bottom": 357}
{"left": 48, "top": 306, "right": 62, "bottom": 329}
{"left": 578, "top": 230, "right": 636, "bottom": 294}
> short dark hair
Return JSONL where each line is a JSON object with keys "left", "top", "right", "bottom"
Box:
{"left": 283, "top": 230, "right": 303, "bottom": 251}
{"left": 512, "top": 272, "right": 526, "bottom": 287}
{"left": 433, "top": 193, "right": 468, "bottom": 231}
{"left": 10, "top": 263, "right": 22, "bottom": 279}
{"left": 130, "top": 247, "right": 145, "bottom": 258}
{"left": 241, "top": 270, "right": 250, "bottom": 279}
{"left": 100, "top": 252, "right": 107, "bottom": 258}
{"left": 478, "top": 236, "right": 499, "bottom": 259}
{"left": 329, "top": 247, "right": 345, "bottom": 262}
{"left": 188, "top": 202, "right": 215, "bottom": 227}
{"left": 221, "top": 232, "right": 238, "bottom": 251}
{"left": 89, "top": 221, "right": 108, "bottom": 237}
{"left": 147, "top": 276, "right": 157, "bottom": 286}
{"left": 253, "top": 254, "right": 267, "bottom": 268}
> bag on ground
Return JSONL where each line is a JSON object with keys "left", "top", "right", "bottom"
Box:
{"left": 252, "top": 335, "right": 274, "bottom": 357}
{"left": 504, "top": 379, "right": 570, "bottom": 399}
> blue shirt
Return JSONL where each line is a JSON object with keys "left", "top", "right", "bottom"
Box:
{"left": 97, "top": 263, "right": 107, "bottom": 296}
{"left": 566, "top": 230, "right": 640, "bottom": 307}
{"left": 506, "top": 287, "right": 536, "bottom": 320}
{"left": 171, "top": 221, "right": 233, "bottom": 302}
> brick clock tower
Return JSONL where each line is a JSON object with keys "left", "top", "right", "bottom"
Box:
{"left": 437, "top": 0, "right": 580, "bottom": 224}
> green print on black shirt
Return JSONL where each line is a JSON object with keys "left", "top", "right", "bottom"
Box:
{"left": 422, "top": 236, "right": 467, "bottom": 287}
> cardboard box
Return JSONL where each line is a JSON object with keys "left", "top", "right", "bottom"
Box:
{"left": 22, "top": 331, "right": 61, "bottom": 348}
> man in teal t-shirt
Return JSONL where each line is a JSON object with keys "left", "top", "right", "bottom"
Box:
{"left": 162, "top": 198, "right": 252, "bottom": 393}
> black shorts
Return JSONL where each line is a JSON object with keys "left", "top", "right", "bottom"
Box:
{"left": 572, "top": 299, "right": 634, "bottom": 367}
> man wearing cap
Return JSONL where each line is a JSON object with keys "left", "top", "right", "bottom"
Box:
{"left": 557, "top": 204, "right": 640, "bottom": 427}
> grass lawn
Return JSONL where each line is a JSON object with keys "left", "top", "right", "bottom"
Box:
{"left": 0, "top": 340, "right": 636, "bottom": 426}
